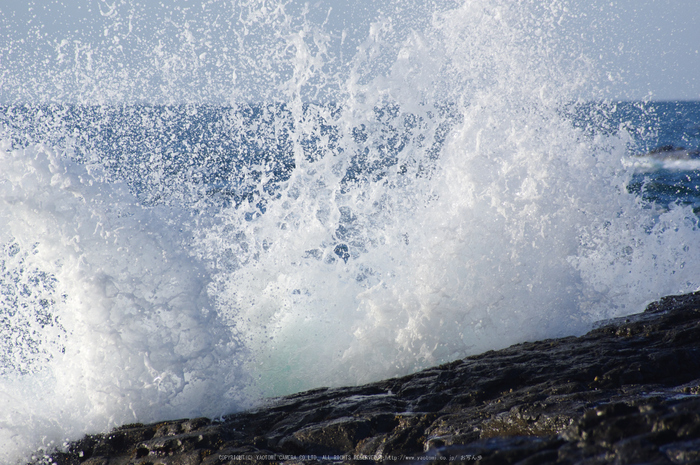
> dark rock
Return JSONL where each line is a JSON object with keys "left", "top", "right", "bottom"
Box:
{"left": 33, "top": 291, "right": 700, "bottom": 464}
{"left": 643, "top": 145, "right": 700, "bottom": 159}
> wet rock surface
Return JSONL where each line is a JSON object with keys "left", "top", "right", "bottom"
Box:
{"left": 34, "top": 292, "right": 700, "bottom": 464}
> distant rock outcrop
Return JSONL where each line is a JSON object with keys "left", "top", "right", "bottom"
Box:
{"left": 37, "top": 292, "right": 700, "bottom": 464}
{"left": 643, "top": 145, "right": 700, "bottom": 160}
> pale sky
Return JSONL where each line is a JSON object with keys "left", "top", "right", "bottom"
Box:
{"left": 1, "top": 0, "right": 699, "bottom": 102}
{"left": 567, "top": 0, "right": 700, "bottom": 100}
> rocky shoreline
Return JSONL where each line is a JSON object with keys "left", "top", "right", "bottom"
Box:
{"left": 36, "top": 292, "right": 700, "bottom": 464}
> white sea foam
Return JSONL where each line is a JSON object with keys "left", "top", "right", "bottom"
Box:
{"left": 0, "top": 142, "right": 247, "bottom": 461}
{"left": 623, "top": 155, "right": 700, "bottom": 172}
{"left": 2, "top": 0, "right": 700, "bottom": 462}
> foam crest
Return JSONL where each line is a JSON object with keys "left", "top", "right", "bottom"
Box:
{"left": 197, "top": 1, "right": 700, "bottom": 396}
{"left": 0, "top": 141, "right": 246, "bottom": 462}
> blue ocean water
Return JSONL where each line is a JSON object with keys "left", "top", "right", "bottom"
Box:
{"left": 571, "top": 101, "right": 700, "bottom": 211}
{"left": 3, "top": 101, "right": 700, "bottom": 212}
{"left": 4, "top": 101, "right": 699, "bottom": 216}
{"left": 617, "top": 101, "right": 700, "bottom": 211}
{"left": 2, "top": 1, "right": 700, "bottom": 462}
